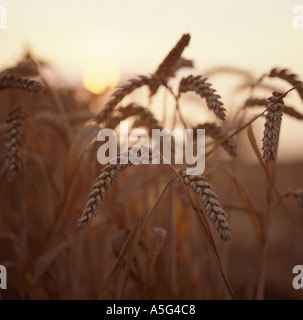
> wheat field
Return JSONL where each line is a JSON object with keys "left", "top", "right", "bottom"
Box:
{"left": 0, "top": 33, "right": 303, "bottom": 300}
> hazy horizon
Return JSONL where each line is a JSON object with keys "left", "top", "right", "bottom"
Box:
{"left": 1, "top": 0, "right": 303, "bottom": 162}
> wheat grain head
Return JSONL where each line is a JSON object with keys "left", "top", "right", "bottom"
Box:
{"left": 0, "top": 74, "right": 43, "bottom": 94}
{"left": 178, "top": 75, "right": 226, "bottom": 121}
{"left": 245, "top": 97, "right": 303, "bottom": 121}
{"left": 77, "top": 147, "right": 155, "bottom": 229}
{"left": 149, "top": 33, "right": 191, "bottom": 95}
{"left": 262, "top": 91, "right": 284, "bottom": 163}
{"left": 95, "top": 75, "right": 162, "bottom": 124}
{"left": 194, "top": 122, "right": 237, "bottom": 157}
{"left": 5, "top": 107, "right": 26, "bottom": 182}
{"left": 178, "top": 169, "right": 231, "bottom": 241}
{"left": 105, "top": 103, "right": 163, "bottom": 131}
{"left": 268, "top": 68, "right": 303, "bottom": 101}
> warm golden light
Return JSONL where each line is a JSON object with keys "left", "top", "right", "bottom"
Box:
{"left": 83, "top": 60, "right": 120, "bottom": 94}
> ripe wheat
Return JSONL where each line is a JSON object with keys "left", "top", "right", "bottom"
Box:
{"left": 5, "top": 107, "right": 26, "bottom": 182}
{"left": 0, "top": 74, "right": 43, "bottom": 94}
{"left": 95, "top": 75, "right": 161, "bottom": 124}
{"left": 77, "top": 148, "right": 154, "bottom": 229}
{"left": 105, "top": 103, "right": 163, "bottom": 131}
{"left": 178, "top": 75, "right": 226, "bottom": 121}
{"left": 179, "top": 169, "right": 231, "bottom": 241}
{"left": 262, "top": 91, "right": 284, "bottom": 163}
{"left": 131, "top": 108, "right": 163, "bottom": 131}
{"left": 1, "top": 59, "right": 39, "bottom": 77}
{"left": 268, "top": 68, "right": 303, "bottom": 101}
{"left": 245, "top": 98, "right": 303, "bottom": 120}
{"left": 194, "top": 122, "right": 237, "bottom": 157}
{"left": 150, "top": 33, "right": 191, "bottom": 95}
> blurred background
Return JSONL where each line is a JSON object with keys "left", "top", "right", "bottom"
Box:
{"left": 0, "top": 0, "right": 303, "bottom": 300}
{"left": 1, "top": 0, "right": 303, "bottom": 161}
{"left": 1, "top": 0, "right": 302, "bottom": 79}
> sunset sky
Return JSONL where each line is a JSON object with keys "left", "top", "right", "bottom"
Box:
{"left": 1, "top": 0, "right": 302, "bottom": 78}
{"left": 1, "top": 0, "right": 303, "bottom": 161}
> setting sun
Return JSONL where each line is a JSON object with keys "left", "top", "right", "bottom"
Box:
{"left": 83, "top": 60, "right": 120, "bottom": 94}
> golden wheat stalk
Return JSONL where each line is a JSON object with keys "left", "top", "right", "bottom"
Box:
{"left": 262, "top": 91, "right": 284, "bottom": 163}
{"left": 77, "top": 162, "right": 130, "bottom": 228}
{"left": 77, "top": 147, "right": 155, "bottom": 229}
{"left": 155, "top": 33, "right": 190, "bottom": 77}
{"left": 149, "top": 33, "right": 191, "bottom": 95}
{"left": 132, "top": 118, "right": 163, "bottom": 132}
{"left": 244, "top": 98, "right": 303, "bottom": 121}
{"left": 0, "top": 59, "right": 39, "bottom": 77}
{"left": 5, "top": 107, "right": 26, "bottom": 182}
{"left": 105, "top": 103, "right": 163, "bottom": 130}
{"left": 178, "top": 75, "right": 226, "bottom": 121}
{"left": 268, "top": 68, "right": 303, "bottom": 101}
{"left": 0, "top": 74, "right": 43, "bottom": 94}
{"left": 95, "top": 76, "right": 161, "bottom": 124}
{"left": 194, "top": 122, "right": 237, "bottom": 157}
{"left": 178, "top": 169, "right": 231, "bottom": 241}
{"left": 167, "top": 57, "right": 193, "bottom": 77}
{"left": 130, "top": 107, "right": 163, "bottom": 131}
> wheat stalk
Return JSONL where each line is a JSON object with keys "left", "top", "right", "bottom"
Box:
{"left": 194, "top": 122, "right": 237, "bottom": 157}
{"left": 105, "top": 103, "right": 163, "bottom": 130}
{"left": 77, "top": 162, "right": 130, "bottom": 228}
{"left": 262, "top": 91, "right": 284, "bottom": 163}
{"left": 5, "top": 107, "right": 26, "bottom": 182}
{"left": 0, "top": 74, "right": 43, "bottom": 94}
{"left": 155, "top": 33, "right": 190, "bottom": 78}
{"left": 166, "top": 57, "right": 193, "bottom": 77}
{"left": 77, "top": 147, "right": 155, "bottom": 229}
{"left": 278, "top": 105, "right": 303, "bottom": 120}
{"left": 268, "top": 68, "right": 303, "bottom": 101}
{"left": 130, "top": 107, "right": 163, "bottom": 131}
{"left": 244, "top": 98, "right": 268, "bottom": 108}
{"left": 178, "top": 75, "right": 226, "bottom": 121}
{"left": 95, "top": 75, "right": 162, "bottom": 124}
{"left": 0, "top": 59, "right": 39, "bottom": 77}
{"left": 149, "top": 33, "right": 191, "bottom": 95}
{"left": 178, "top": 169, "right": 231, "bottom": 241}
{"left": 244, "top": 98, "right": 303, "bottom": 121}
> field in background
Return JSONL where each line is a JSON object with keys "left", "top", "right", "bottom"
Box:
{"left": 0, "top": 34, "right": 303, "bottom": 300}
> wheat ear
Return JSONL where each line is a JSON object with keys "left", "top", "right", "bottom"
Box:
{"left": 95, "top": 75, "right": 161, "bottom": 124}
{"left": 77, "top": 147, "right": 154, "bottom": 229}
{"left": 0, "top": 74, "right": 43, "bottom": 94}
{"left": 5, "top": 107, "right": 26, "bottom": 182}
{"left": 194, "top": 123, "right": 236, "bottom": 157}
{"left": 155, "top": 33, "right": 190, "bottom": 77}
{"left": 179, "top": 169, "right": 231, "bottom": 241}
{"left": 130, "top": 107, "right": 163, "bottom": 131}
{"left": 77, "top": 162, "right": 130, "bottom": 228}
{"left": 268, "top": 68, "right": 303, "bottom": 101}
{"left": 149, "top": 33, "right": 191, "bottom": 95}
{"left": 262, "top": 91, "right": 284, "bottom": 163}
{"left": 245, "top": 98, "right": 303, "bottom": 120}
{"left": 178, "top": 75, "right": 226, "bottom": 121}
{"left": 105, "top": 103, "right": 163, "bottom": 130}
{"left": 1, "top": 59, "right": 39, "bottom": 77}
